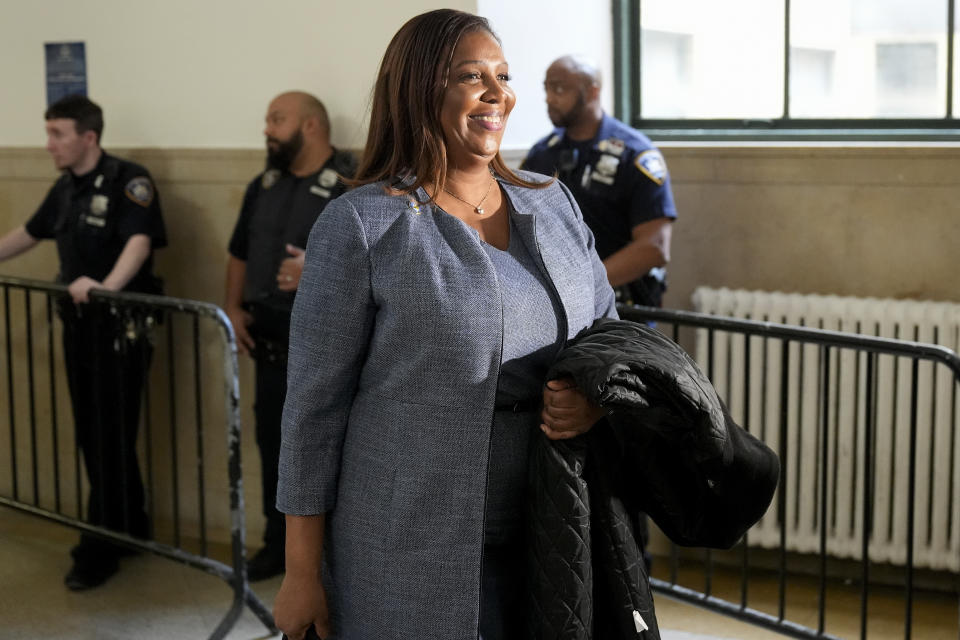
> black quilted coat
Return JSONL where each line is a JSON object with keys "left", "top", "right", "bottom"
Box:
{"left": 526, "top": 319, "right": 780, "bottom": 639}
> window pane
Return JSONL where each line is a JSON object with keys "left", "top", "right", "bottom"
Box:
{"left": 639, "top": 0, "right": 785, "bottom": 118}
{"left": 790, "top": 0, "right": 947, "bottom": 118}
{"left": 956, "top": 21, "right": 960, "bottom": 115}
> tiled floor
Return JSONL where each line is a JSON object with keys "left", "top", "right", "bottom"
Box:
{"left": 1, "top": 508, "right": 954, "bottom": 639}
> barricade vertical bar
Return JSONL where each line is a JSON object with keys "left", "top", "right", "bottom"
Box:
{"left": 209, "top": 306, "right": 277, "bottom": 639}
{"left": 193, "top": 314, "right": 208, "bottom": 557}
{"left": 167, "top": 315, "right": 181, "bottom": 547}
{"left": 25, "top": 293, "right": 39, "bottom": 506}
{"left": 741, "top": 332, "right": 751, "bottom": 610}
{"left": 705, "top": 328, "right": 715, "bottom": 597}
{"left": 905, "top": 358, "right": 919, "bottom": 640}
{"left": 778, "top": 339, "right": 790, "bottom": 621}
{"left": 950, "top": 324, "right": 958, "bottom": 547}
{"left": 861, "top": 351, "right": 875, "bottom": 640}
{"left": 93, "top": 305, "right": 107, "bottom": 537}
{"left": 4, "top": 286, "right": 17, "bottom": 500}
{"left": 952, "top": 323, "right": 958, "bottom": 640}
{"left": 926, "top": 338, "right": 938, "bottom": 549}
{"left": 818, "top": 346, "right": 830, "bottom": 634}
{"left": 72, "top": 341, "right": 82, "bottom": 521}
{"left": 668, "top": 323, "right": 680, "bottom": 586}
{"left": 796, "top": 331, "right": 806, "bottom": 533}
{"left": 889, "top": 333, "right": 901, "bottom": 543}
{"left": 46, "top": 295, "right": 61, "bottom": 512}
{"left": 951, "top": 331, "right": 958, "bottom": 550}
{"left": 117, "top": 307, "right": 131, "bottom": 533}
{"left": 669, "top": 540, "right": 679, "bottom": 586}
{"left": 143, "top": 314, "right": 155, "bottom": 532}
{"left": 831, "top": 345, "right": 842, "bottom": 533}
{"left": 850, "top": 340, "right": 861, "bottom": 536}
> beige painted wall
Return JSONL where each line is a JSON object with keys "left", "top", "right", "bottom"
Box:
{"left": 0, "top": 0, "right": 476, "bottom": 149}
{"left": 0, "top": 0, "right": 614, "bottom": 152}
{"left": 660, "top": 145, "right": 960, "bottom": 308}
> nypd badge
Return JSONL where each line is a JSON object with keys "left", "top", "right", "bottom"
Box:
{"left": 634, "top": 150, "right": 668, "bottom": 185}
{"left": 319, "top": 168, "right": 338, "bottom": 188}
{"left": 261, "top": 169, "right": 281, "bottom": 189}
{"left": 90, "top": 194, "right": 109, "bottom": 216}
{"left": 595, "top": 153, "right": 620, "bottom": 177}
{"left": 124, "top": 176, "right": 155, "bottom": 206}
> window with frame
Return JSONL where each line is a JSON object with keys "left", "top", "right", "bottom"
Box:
{"left": 613, "top": 0, "right": 960, "bottom": 139}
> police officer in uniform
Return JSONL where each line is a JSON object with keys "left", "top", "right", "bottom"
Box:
{"left": 522, "top": 55, "right": 676, "bottom": 307}
{"left": 0, "top": 95, "right": 166, "bottom": 590}
{"left": 225, "top": 91, "right": 355, "bottom": 581}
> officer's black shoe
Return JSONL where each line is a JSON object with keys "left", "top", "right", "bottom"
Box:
{"left": 246, "top": 545, "right": 285, "bottom": 581}
{"left": 64, "top": 553, "right": 120, "bottom": 591}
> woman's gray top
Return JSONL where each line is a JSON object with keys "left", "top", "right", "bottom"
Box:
{"left": 480, "top": 213, "right": 564, "bottom": 542}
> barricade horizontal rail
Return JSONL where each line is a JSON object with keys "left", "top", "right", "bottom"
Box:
{"left": 0, "top": 274, "right": 275, "bottom": 639}
{"left": 619, "top": 304, "right": 960, "bottom": 640}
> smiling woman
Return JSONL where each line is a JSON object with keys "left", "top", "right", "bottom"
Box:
{"left": 271, "top": 9, "right": 618, "bottom": 640}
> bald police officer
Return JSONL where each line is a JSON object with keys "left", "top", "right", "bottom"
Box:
{"left": 225, "top": 91, "right": 355, "bottom": 580}
{"left": 522, "top": 56, "right": 676, "bottom": 307}
{"left": 0, "top": 95, "right": 166, "bottom": 590}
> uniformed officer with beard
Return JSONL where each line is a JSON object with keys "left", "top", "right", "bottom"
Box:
{"left": 225, "top": 91, "right": 355, "bottom": 580}
{"left": 0, "top": 94, "right": 166, "bottom": 590}
{"left": 522, "top": 56, "right": 676, "bottom": 308}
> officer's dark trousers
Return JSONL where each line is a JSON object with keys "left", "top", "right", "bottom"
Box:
{"left": 254, "top": 352, "right": 287, "bottom": 550}
{"left": 62, "top": 303, "right": 151, "bottom": 560}
{"left": 249, "top": 305, "right": 290, "bottom": 552}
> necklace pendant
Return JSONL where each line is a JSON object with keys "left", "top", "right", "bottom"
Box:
{"left": 475, "top": 206, "right": 484, "bottom": 214}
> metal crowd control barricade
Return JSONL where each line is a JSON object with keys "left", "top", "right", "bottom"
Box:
{"left": 619, "top": 304, "right": 960, "bottom": 640}
{"left": 0, "top": 275, "right": 276, "bottom": 639}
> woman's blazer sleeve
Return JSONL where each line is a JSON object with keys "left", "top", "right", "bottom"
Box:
{"left": 276, "top": 195, "right": 376, "bottom": 515}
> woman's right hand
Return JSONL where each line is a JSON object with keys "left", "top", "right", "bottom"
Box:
{"left": 273, "top": 572, "right": 331, "bottom": 640}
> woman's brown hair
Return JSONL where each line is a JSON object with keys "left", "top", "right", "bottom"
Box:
{"left": 349, "top": 9, "right": 547, "bottom": 199}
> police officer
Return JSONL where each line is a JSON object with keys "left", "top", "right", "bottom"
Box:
{"left": 0, "top": 94, "right": 166, "bottom": 590}
{"left": 225, "top": 91, "right": 355, "bottom": 581}
{"left": 522, "top": 56, "right": 676, "bottom": 307}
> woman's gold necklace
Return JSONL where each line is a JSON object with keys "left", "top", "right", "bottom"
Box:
{"left": 443, "top": 178, "right": 494, "bottom": 214}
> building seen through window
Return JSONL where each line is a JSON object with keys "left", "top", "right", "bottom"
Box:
{"left": 631, "top": 0, "right": 955, "bottom": 132}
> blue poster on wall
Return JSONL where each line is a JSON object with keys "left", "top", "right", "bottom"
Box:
{"left": 45, "top": 42, "right": 87, "bottom": 106}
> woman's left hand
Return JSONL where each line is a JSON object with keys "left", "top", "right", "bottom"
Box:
{"left": 540, "top": 377, "right": 606, "bottom": 440}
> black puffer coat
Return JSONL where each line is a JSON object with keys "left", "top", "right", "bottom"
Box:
{"left": 526, "top": 319, "right": 780, "bottom": 639}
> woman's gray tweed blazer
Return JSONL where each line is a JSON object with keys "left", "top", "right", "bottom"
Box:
{"left": 277, "top": 171, "right": 616, "bottom": 639}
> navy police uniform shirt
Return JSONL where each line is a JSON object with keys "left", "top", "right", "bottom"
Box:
{"left": 521, "top": 113, "right": 677, "bottom": 263}
{"left": 25, "top": 152, "right": 167, "bottom": 294}
{"left": 228, "top": 148, "right": 356, "bottom": 313}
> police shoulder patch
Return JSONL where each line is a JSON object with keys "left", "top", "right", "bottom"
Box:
{"left": 634, "top": 150, "right": 668, "bottom": 185}
{"left": 124, "top": 176, "right": 155, "bottom": 207}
